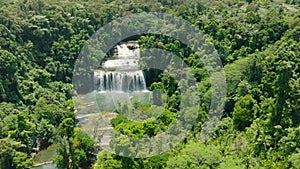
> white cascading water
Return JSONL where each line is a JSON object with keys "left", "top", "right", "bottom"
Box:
{"left": 95, "top": 71, "right": 147, "bottom": 92}
{"left": 95, "top": 42, "right": 147, "bottom": 92}
{"left": 116, "top": 43, "right": 139, "bottom": 58}
{"left": 101, "top": 59, "right": 139, "bottom": 70}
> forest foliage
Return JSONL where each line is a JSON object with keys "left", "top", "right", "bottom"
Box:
{"left": 0, "top": 0, "right": 299, "bottom": 168}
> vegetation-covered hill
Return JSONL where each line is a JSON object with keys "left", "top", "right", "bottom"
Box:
{"left": 0, "top": 0, "right": 299, "bottom": 168}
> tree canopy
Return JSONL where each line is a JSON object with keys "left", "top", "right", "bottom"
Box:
{"left": 0, "top": 0, "right": 299, "bottom": 168}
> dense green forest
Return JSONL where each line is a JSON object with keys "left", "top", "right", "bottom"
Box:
{"left": 0, "top": 0, "right": 299, "bottom": 168}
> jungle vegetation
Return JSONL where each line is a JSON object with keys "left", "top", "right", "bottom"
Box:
{"left": 0, "top": 0, "right": 299, "bottom": 168}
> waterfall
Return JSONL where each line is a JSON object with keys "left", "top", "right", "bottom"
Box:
{"left": 101, "top": 59, "right": 139, "bottom": 70}
{"left": 116, "top": 43, "right": 140, "bottom": 58}
{"left": 95, "top": 42, "right": 147, "bottom": 93}
{"left": 77, "top": 42, "right": 152, "bottom": 146}
{"left": 95, "top": 70, "right": 147, "bottom": 92}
